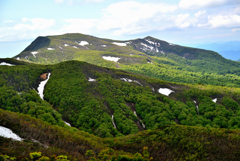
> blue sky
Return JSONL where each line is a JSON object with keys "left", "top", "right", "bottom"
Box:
{"left": 1, "top": 0, "right": 240, "bottom": 58}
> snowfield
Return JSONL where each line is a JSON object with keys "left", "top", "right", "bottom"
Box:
{"left": 31, "top": 51, "right": 38, "bottom": 58}
{"left": 0, "top": 62, "right": 15, "bottom": 66}
{"left": 88, "top": 77, "right": 96, "bottom": 82}
{"left": 112, "top": 42, "right": 127, "bottom": 46}
{"left": 102, "top": 56, "right": 120, "bottom": 62}
{"left": 37, "top": 73, "right": 51, "bottom": 100}
{"left": 158, "top": 88, "right": 174, "bottom": 96}
{"left": 212, "top": 98, "right": 217, "bottom": 103}
{"left": 64, "top": 121, "right": 71, "bottom": 127}
{"left": 0, "top": 126, "right": 23, "bottom": 141}
{"left": 78, "top": 41, "right": 89, "bottom": 46}
{"left": 112, "top": 115, "right": 116, "bottom": 128}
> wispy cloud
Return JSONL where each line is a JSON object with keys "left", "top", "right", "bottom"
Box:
{"left": 179, "top": 0, "right": 239, "bottom": 9}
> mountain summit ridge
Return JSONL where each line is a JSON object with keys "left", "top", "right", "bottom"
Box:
{"left": 13, "top": 33, "right": 240, "bottom": 88}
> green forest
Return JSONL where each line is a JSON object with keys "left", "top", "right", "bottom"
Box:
{"left": 1, "top": 33, "right": 240, "bottom": 160}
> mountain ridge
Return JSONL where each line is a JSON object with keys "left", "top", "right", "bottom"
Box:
{"left": 13, "top": 33, "right": 240, "bottom": 88}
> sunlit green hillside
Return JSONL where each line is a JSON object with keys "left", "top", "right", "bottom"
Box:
{"left": 14, "top": 33, "right": 240, "bottom": 88}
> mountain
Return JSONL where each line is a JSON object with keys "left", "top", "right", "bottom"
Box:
{"left": 1, "top": 58, "right": 240, "bottom": 160}
{"left": 14, "top": 33, "right": 240, "bottom": 88}
{"left": 195, "top": 41, "right": 240, "bottom": 61}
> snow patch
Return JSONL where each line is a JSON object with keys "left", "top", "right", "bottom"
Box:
{"left": 120, "top": 78, "right": 133, "bottom": 82}
{"left": 112, "top": 42, "right": 127, "bottom": 46}
{"left": 37, "top": 73, "right": 51, "bottom": 100}
{"left": 196, "top": 105, "right": 199, "bottom": 115}
{"left": 158, "top": 88, "right": 174, "bottom": 96}
{"left": 0, "top": 62, "right": 15, "bottom": 66}
{"left": 102, "top": 56, "right": 120, "bottom": 62}
{"left": 134, "top": 111, "right": 137, "bottom": 117}
{"left": 78, "top": 41, "right": 89, "bottom": 46}
{"left": 193, "top": 100, "right": 196, "bottom": 103}
{"left": 145, "top": 39, "right": 155, "bottom": 45}
{"left": 101, "top": 45, "right": 107, "bottom": 47}
{"left": 141, "top": 43, "right": 154, "bottom": 50}
{"left": 64, "top": 44, "right": 69, "bottom": 46}
{"left": 17, "top": 57, "right": 20, "bottom": 60}
{"left": 64, "top": 121, "right": 71, "bottom": 127}
{"left": 169, "top": 43, "right": 175, "bottom": 46}
{"left": 161, "top": 51, "right": 165, "bottom": 54}
{"left": 32, "top": 139, "right": 49, "bottom": 148}
{"left": 140, "top": 120, "right": 145, "bottom": 129}
{"left": 134, "top": 80, "right": 143, "bottom": 86}
{"left": 0, "top": 126, "right": 23, "bottom": 141}
{"left": 59, "top": 46, "right": 62, "bottom": 49}
{"left": 212, "top": 98, "right": 217, "bottom": 103}
{"left": 152, "top": 87, "right": 155, "bottom": 91}
{"left": 88, "top": 77, "right": 96, "bottom": 82}
{"left": 73, "top": 46, "right": 78, "bottom": 49}
{"left": 47, "top": 48, "right": 55, "bottom": 50}
{"left": 31, "top": 51, "right": 38, "bottom": 58}
{"left": 112, "top": 115, "right": 116, "bottom": 128}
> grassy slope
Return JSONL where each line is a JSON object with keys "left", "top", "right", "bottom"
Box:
{"left": 14, "top": 33, "right": 240, "bottom": 88}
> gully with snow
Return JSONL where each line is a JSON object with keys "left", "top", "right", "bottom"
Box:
{"left": 37, "top": 73, "right": 51, "bottom": 100}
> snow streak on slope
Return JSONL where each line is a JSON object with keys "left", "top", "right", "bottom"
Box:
{"left": 37, "top": 73, "right": 51, "bottom": 100}
{"left": 158, "top": 88, "right": 174, "bottom": 96}
{"left": 102, "top": 56, "right": 120, "bottom": 62}
{"left": 112, "top": 42, "right": 127, "bottom": 46}
{"left": 64, "top": 121, "right": 71, "bottom": 127}
{"left": 0, "top": 62, "right": 15, "bottom": 66}
{"left": 112, "top": 115, "right": 116, "bottom": 128}
{"left": 0, "top": 126, "right": 23, "bottom": 141}
{"left": 77, "top": 41, "right": 89, "bottom": 46}
{"left": 31, "top": 52, "right": 38, "bottom": 58}
{"left": 212, "top": 98, "right": 217, "bottom": 103}
{"left": 88, "top": 77, "right": 96, "bottom": 82}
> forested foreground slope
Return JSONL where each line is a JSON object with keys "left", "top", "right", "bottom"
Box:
{"left": 1, "top": 109, "right": 240, "bottom": 161}
{"left": 1, "top": 59, "right": 240, "bottom": 136}
{"left": 14, "top": 33, "right": 240, "bottom": 88}
{"left": 1, "top": 59, "right": 240, "bottom": 160}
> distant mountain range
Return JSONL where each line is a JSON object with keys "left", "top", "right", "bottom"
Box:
{"left": 194, "top": 41, "right": 240, "bottom": 61}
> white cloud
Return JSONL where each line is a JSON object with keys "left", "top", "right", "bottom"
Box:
{"left": 97, "top": 1, "right": 177, "bottom": 34}
{"left": 62, "top": 18, "right": 99, "bottom": 34}
{"left": 208, "top": 15, "right": 240, "bottom": 28}
{"left": 195, "top": 10, "right": 206, "bottom": 17}
{"left": 11, "top": 18, "right": 55, "bottom": 31}
{"left": 194, "top": 33, "right": 231, "bottom": 39}
{"left": 175, "top": 14, "right": 191, "bottom": 28}
{"left": 232, "top": 28, "right": 240, "bottom": 32}
{"left": 3, "top": 20, "right": 13, "bottom": 23}
{"left": 54, "top": 0, "right": 64, "bottom": 4}
{"left": 179, "top": 0, "right": 232, "bottom": 9}
{"left": 85, "top": 0, "right": 105, "bottom": 3}
{"left": 234, "top": 6, "right": 240, "bottom": 14}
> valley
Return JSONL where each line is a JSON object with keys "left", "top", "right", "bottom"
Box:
{"left": 1, "top": 33, "right": 240, "bottom": 160}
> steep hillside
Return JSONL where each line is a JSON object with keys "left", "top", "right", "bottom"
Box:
{"left": 1, "top": 59, "right": 240, "bottom": 139}
{"left": 14, "top": 33, "right": 240, "bottom": 88}
{"left": 2, "top": 109, "right": 240, "bottom": 161}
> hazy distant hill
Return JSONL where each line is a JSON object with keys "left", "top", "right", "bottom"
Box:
{"left": 195, "top": 41, "right": 240, "bottom": 61}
